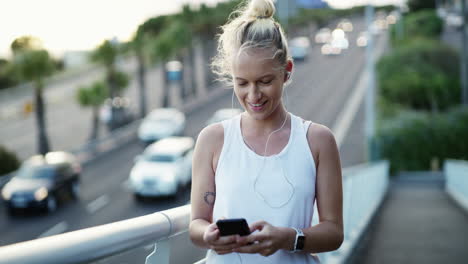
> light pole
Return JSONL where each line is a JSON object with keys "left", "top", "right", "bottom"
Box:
{"left": 461, "top": 0, "right": 468, "bottom": 105}
{"left": 365, "top": 4, "right": 377, "bottom": 161}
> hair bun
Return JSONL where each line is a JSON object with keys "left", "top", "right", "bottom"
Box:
{"left": 246, "top": 0, "right": 275, "bottom": 20}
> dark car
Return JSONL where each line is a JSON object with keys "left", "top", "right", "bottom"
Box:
{"left": 99, "top": 97, "right": 134, "bottom": 131}
{"left": 1, "top": 151, "right": 81, "bottom": 214}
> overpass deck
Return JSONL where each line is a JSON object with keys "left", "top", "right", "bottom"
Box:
{"left": 351, "top": 172, "right": 468, "bottom": 264}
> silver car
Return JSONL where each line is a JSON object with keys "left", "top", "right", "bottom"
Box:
{"left": 138, "top": 108, "right": 185, "bottom": 144}
{"left": 206, "top": 108, "right": 242, "bottom": 126}
{"left": 129, "top": 137, "right": 194, "bottom": 198}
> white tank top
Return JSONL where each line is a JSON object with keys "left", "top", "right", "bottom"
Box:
{"left": 206, "top": 113, "right": 319, "bottom": 264}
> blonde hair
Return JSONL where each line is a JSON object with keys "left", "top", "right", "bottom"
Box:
{"left": 211, "top": 0, "right": 291, "bottom": 85}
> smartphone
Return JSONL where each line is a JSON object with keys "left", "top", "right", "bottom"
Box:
{"left": 216, "top": 218, "right": 251, "bottom": 236}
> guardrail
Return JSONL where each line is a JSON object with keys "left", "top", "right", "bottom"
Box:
{"left": 0, "top": 205, "right": 205, "bottom": 264}
{"left": 0, "top": 161, "right": 389, "bottom": 264}
{"left": 445, "top": 159, "right": 468, "bottom": 212}
{"left": 315, "top": 160, "right": 389, "bottom": 264}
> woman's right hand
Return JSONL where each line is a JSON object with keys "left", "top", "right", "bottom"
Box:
{"left": 203, "top": 222, "right": 246, "bottom": 255}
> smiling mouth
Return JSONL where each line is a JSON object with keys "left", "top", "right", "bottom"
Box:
{"left": 248, "top": 101, "right": 267, "bottom": 107}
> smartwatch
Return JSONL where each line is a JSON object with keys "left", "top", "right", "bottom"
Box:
{"left": 291, "top": 227, "right": 305, "bottom": 252}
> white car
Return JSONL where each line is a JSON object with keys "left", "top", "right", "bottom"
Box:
{"left": 289, "top": 36, "right": 311, "bottom": 61}
{"left": 129, "top": 137, "right": 194, "bottom": 198}
{"left": 206, "top": 108, "right": 242, "bottom": 126}
{"left": 337, "top": 19, "right": 354, "bottom": 32}
{"left": 356, "top": 31, "right": 369, "bottom": 48}
{"left": 138, "top": 108, "right": 185, "bottom": 144}
{"left": 314, "top": 28, "right": 332, "bottom": 44}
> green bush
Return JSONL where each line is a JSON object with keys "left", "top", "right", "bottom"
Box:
{"left": 377, "top": 38, "right": 460, "bottom": 112}
{"left": 376, "top": 106, "right": 468, "bottom": 174}
{"left": 391, "top": 9, "right": 443, "bottom": 46}
{"left": 407, "top": 0, "right": 436, "bottom": 13}
{"left": 0, "top": 145, "right": 20, "bottom": 176}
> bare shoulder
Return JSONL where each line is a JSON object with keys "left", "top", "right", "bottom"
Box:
{"left": 304, "top": 122, "right": 338, "bottom": 164}
{"left": 307, "top": 123, "right": 336, "bottom": 146}
{"left": 194, "top": 123, "right": 225, "bottom": 169}
{"left": 197, "top": 123, "right": 224, "bottom": 147}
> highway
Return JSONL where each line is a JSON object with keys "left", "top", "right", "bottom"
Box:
{"left": 0, "top": 17, "right": 383, "bottom": 263}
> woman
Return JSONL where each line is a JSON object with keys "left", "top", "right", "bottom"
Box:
{"left": 189, "top": 0, "right": 343, "bottom": 262}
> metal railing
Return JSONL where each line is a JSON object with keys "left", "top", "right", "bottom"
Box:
{"left": 315, "top": 160, "right": 389, "bottom": 263}
{"left": 0, "top": 205, "right": 205, "bottom": 264}
{"left": 445, "top": 159, "right": 468, "bottom": 212}
{"left": 0, "top": 161, "right": 390, "bottom": 264}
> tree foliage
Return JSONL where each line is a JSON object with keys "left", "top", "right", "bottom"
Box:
{"left": 391, "top": 9, "right": 443, "bottom": 46}
{"left": 407, "top": 0, "right": 436, "bottom": 13}
{"left": 377, "top": 38, "right": 460, "bottom": 112}
{"left": 76, "top": 81, "right": 107, "bottom": 107}
{"left": 0, "top": 145, "right": 20, "bottom": 176}
{"left": 376, "top": 106, "right": 468, "bottom": 174}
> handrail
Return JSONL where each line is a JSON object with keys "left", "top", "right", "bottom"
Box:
{"left": 445, "top": 159, "right": 468, "bottom": 212}
{"left": 0, "top": 205, "right": 190, "bottom": 264}
{"left": 0, "top": 161, "right": 390, "bottom": 264}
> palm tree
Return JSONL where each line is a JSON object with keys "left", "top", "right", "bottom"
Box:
{"left": 76, "top": 81, "right": 107, "bottom": 140}
{"left": 11, "top": 36, "right": 55, "bottom": 155}
{"left": 135, "top": 15, "right": 172, "bottom": 108}
{"left": 131, "top": 28, "right": 149, "bottom": 118}
{"left": 90, "top": 40, "right": 119, "bottom": 128}
{"left": 178, "top": 4, "right": 197, "bottom": 97}
{"left": 148, "top": 17, "right": 191, "bottom": 107}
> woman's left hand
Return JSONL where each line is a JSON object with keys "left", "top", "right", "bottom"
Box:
{"left": 232, "top": 221, "right": 293, "bottom": 257}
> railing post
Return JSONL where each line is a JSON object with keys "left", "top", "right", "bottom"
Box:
{"left": 145, "top": 240, "right": 170, "bottom": 264}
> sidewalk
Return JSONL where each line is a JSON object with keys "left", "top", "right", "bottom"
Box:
{"left": 350, "top": 172, "right": 468, "bottom": 264}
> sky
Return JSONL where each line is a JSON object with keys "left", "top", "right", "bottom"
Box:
{"left": 0, "top": 0, "right": 403, "bottom": 58}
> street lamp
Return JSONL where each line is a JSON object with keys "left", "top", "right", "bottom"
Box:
{"left": 461, "top": 0, "right": 468, "bottom": 105}
{"left": 365, "top": 3, "right": 377, "bottom": 161}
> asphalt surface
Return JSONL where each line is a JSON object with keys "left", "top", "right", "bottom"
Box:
{"left": 0, "top": 17, "right": 378, "bottom": 263}
{"left": 350, "top": 174, "right": 468, "bottom": 264}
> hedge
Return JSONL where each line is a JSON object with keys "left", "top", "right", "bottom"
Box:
{"left": 376, "top": 106, "right": 468, "bottom": 174}
{"left": 377, "top": 38, "right": 460, "bottom": 112}
{"left": 390, "top": 9, "right": 443, "bottom": 46}
{"left": 0, "top": 145, "right": 20, "bottom": 176}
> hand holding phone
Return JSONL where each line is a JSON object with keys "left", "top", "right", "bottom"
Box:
{"left": 216, "top": 218, "right": 251, "bottom": 236}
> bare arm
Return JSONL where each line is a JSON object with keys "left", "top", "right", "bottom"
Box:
{"left": 189, "top": 124, "right": 223, "bottom": 248}
{"left": 302, "top": 124, "right": 344, "bottom": 253}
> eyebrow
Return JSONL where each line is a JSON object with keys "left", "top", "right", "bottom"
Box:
{"left": 235, "top": 74, "right": 275, "bottom": 81}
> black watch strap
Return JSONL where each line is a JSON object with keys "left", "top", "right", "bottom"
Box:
{"left": 291, "top": 227, "right": 305, "bottom": 252}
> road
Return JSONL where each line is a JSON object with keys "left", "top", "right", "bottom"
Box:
{"left": 0, "top": 17, "right": 386, "bottom": 262}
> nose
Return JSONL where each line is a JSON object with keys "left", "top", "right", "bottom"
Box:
{"left": 247, "top": 84, "right": 261, "bottom": 102}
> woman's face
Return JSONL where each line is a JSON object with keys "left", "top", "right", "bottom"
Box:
{"left": 232, "top": 49, "right": 288, "bottom": 121}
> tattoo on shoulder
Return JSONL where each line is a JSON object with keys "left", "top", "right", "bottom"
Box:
{"left": 204, "top": 192, "right": 216, "bottom": 205}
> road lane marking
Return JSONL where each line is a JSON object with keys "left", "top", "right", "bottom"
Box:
{"left": 38, "top": 221, "right": 68, "bottom": 238}
{"left": 332, "top": 34, "right": 387, "bottom": 148}
{"left": 332, "top": 71, "right": 368, "bottom": 148}
{"left": 86, "top": 195, "right": 110, "bottom": 214}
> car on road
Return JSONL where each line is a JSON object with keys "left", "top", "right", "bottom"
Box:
{"left": 356, "top": 31, "right": 369, "bottom": 48}
{"left": 99, "top": 97, "right": 134, "bottom": 131}
{"left": 314, "top": 28, "right": 332, "bottom": 44}
{"left": 1, "top": 152, "right": 81, "bottom": 214}
{"left": 138, "top": 108, "right": 185, "bottom": 144}
{"left": 337, "top": 19, "right": 354, "bottom": 32}
{"left": 206, "top": 108, "right": 243, "bottom": 126}
{"left": 129, "top": 137, "right": 194, "bottom": 199}
{"left": 289, "top": 36, "right": 311, "bottom": 61}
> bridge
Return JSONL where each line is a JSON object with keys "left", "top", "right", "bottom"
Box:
{"left": 1, "top": 15, "right": 468, "bottom": 264}
{"left": 0, "top": 160, "right": 467, "bottom": 264}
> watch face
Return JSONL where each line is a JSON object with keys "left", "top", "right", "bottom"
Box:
{"left": 296, "top": 235, "right": 305, "bottom": 250}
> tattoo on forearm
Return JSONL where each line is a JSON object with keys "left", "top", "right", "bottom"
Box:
{"left": 204, "top": 192, "right": 216, "bottom": 205}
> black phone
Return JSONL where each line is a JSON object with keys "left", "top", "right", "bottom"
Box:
{"left": 216, "top": 218, "right": 251, "bottom": 236}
